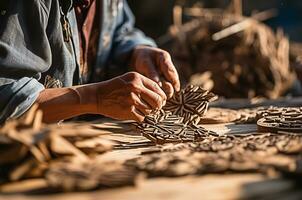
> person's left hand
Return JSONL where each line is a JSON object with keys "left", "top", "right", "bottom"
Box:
{"left": 130, "top": 45, "right": 180, "bottom": 98}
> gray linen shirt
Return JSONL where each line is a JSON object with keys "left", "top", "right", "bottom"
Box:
{"left": 0, "top": 0, "right": 156, "bottom": 123}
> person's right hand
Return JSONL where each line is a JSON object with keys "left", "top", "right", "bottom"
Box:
{"left": 90, "top": 72, "right": 167, "bottom": 122}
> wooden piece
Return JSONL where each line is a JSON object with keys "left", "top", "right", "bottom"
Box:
{"left": 3, "top": 101, "right": 302, "bottom": 196}
{"left": 128, "top": 132, "right": 302, "bottom": 178}
{"left": 135, "top": 86, "right": 218, "bottom": 144}
{"left": 163, "top": 85, "right": 217, "bottom": 125}
{"left": 257, "top": 107, "right": 302, "bottom": 133}
{"left": 50, "top": 134, "right": 89, "bottom": 161}
{"left": 74, "top": 137, "right": 114, "bottom": 154}
{"left": 0, "top": 105, "right": 127, "bottom": 193}
{"left": 212, "top": 19, "right": 252, "bottom": 41}
{"left": 232, "top": 0, "right": 242, "bottom": 16}
{"left": 46, "top": 160, "right": 138, "bottom": 192}
{"left": 0, "top": 179, "right": 49, "bottom": 194}
{"left": 200, "top": 108, "right": 241, "bottom": 124}
{"left": 9, "top": 159, "right": 36, "bottom": 181}
{"left": 136, "top": 110, "right": 218, "bottom": 144}
{"left": 162, "top": 4, "right": 295, "bottom": 99}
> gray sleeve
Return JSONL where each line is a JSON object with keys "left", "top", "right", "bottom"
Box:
{"left": 0, "top": 78, "right": 44, "bottom": 123}
{"left": 0, "top": 0, "right": 51, "bottom": 123}
{"left": 111, "top": 0, "right": 157, "bottom": 65}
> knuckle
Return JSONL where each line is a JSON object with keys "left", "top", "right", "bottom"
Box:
{"left": 129, "top": 92, "right": 137, "bottom": 102}
{"left": 126, "top": 72, "right": 140, "bottom": 81}
{"left": 160, "top": 50, "right": 170, "bottom": 60}
{"left": 152, "top": 82, "right": 158, "bottom": 89}
{"left": 141, "top": 59, "right": 150, "bottom": 66}
{"left": 151, "top": 81, "right": 160, "bottom": 89}
{"left": 132, "top": 72, "right": 141, "bottom": 79}
{"left": 127, "top": 71, "right": 136, "bottom": 77}
{"left": 124, "top": 72, "right": 134, "bottom": 79}
{"left": 129, "top": 105, "right": 136, "bottom": 114}
{"left": 167, "top": 64, "right": 176, "bottom": 72}
{"left": 126, "top": 82, "right": 136, "bottom": 90}
{"left": 137, "top": 117, "right": 145, "bottom": 123}
{"left": 127, "top": 82, "right": 141, "bottom": 92}
{"left": 144, "top": 109, "right": 152, "bottom": 115}
{"left": 159, "top": 50, "right": 167, "bottom": 57}
{"left": 130, "top": 99, "right": 140, "bottom": 107}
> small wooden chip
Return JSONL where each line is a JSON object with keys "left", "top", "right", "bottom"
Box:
{"left": 50, "top": 134, "right": 89, "bottom": 161}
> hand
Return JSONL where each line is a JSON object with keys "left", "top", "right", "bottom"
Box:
{"left": 130, "top": 46, "right": 181, "bottom": 98}
{"left": 91, "top": 72, "right": 167, "bottom": 122}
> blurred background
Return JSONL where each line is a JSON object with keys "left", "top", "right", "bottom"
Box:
{"left": 127, "top": 0, "right": 302, "bottom": 99}
{"left": 128, "top": 0, "right": 302, "bottom": 42}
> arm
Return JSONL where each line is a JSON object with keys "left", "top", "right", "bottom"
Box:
{"left": 36, "top": 72, "right": 167, "bottom": 123}
{"left": 35, "top": 86, "right": 97, "bottom": 123}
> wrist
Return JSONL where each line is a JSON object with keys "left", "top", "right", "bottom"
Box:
{"left": 73, "top": 84, "right": 99, "bottom": 114}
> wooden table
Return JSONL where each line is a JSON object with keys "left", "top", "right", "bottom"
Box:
{"left": 0, "top": 120, "right": 299, "bottom": 200}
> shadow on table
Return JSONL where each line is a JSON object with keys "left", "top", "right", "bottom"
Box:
{"left": 240, "top": 178, "right": 302, "bottom": 199}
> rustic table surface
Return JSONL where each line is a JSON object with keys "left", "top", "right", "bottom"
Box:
{"left": 0, "top": 116, "right": 300, "bottom": 200}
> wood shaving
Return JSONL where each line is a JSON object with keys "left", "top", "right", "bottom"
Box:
{"left": 163, "top": 85, "right": 218, "bottom": 124}
{"left": 257, "top": 107, "right": 302, "bottom": 133}
{"left": 0, "top": 105, "right": 137, "bottom": 193}
{"left": 127, "top": 133, "right": 302, "bottom": 177}
{"left": 136, "top": 110, "right": 218, "bottom": 144}
{"left": 161, "top": 5, "right": 296, "bottom": 99}
{"left": 135, "top": 85, "right": 218, "bottom": 144}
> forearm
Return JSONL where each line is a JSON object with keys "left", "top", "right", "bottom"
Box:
{"left": 36, "top": 85, "right": 97, "bottom": 123}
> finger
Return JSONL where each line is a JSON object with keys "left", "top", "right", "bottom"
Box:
{"left": 130, "top": 106, "right": 145, "bottom": 122}
{"left": 136, "top": 106, "right": 152, "bottom": 116}
{"left": 133, "top": 94, "right": 152, "bottom": 115}
{"left": 140, "top": 87, "right": 164, "bottom": 110}
{"left": 140, "top": 58, "right": 161, "bottom": 83}
{"left": 141, "top": 75, "right": 167, "bottom": 102}
{"left": 157, "top": 51, "right": 181, "bottom": 92}
{"left": 162, "top": 80, "right": 174, "bottom": 99}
